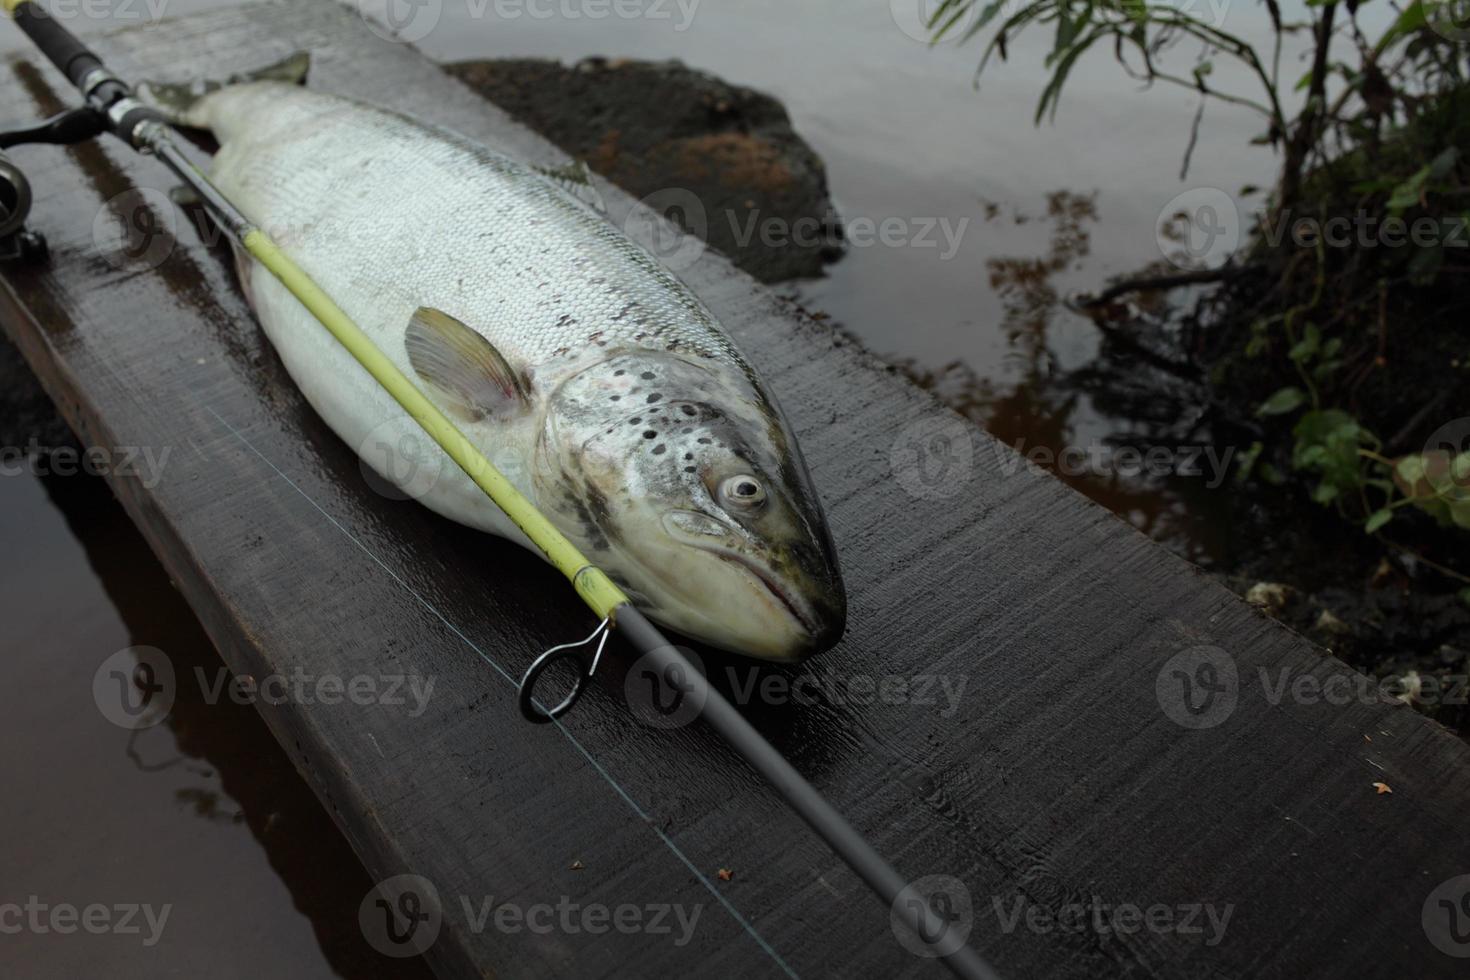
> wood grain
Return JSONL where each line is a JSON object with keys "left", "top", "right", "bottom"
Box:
{"left": 3, "top": 3, "right": 1469, "bottom": 977}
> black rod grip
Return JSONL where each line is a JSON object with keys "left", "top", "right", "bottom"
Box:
{"left": 12, "top": 1, "right": 104, "bottom": 90}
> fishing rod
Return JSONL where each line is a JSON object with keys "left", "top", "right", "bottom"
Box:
{"left": 0, "top": 4, "right": 1002, "bottom": 977}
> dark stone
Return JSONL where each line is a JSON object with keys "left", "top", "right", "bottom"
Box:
{"left": 445, "top": 57, "right": 843, "bottom": 283}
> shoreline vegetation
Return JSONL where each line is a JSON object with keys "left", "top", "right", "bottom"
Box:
{"left": 921, "top": 0, "right": 1470, "bottom": 731}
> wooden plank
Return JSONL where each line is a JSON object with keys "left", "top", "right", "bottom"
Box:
{"left": 3, "top": 3, "right": 1469, "bottom": 977}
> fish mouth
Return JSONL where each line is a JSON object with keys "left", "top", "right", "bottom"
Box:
{"left": 651, "top": 512, "right": 844, "bottom": 658}
{"left": 713, "top": 550, "right": 821, "bottom": 638}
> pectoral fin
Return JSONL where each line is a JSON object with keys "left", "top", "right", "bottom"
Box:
{"left": 405, "top": 307, "right": 529, "bottom": 422}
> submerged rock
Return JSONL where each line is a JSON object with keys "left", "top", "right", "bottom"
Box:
{"left": 445, "top": 57, "right": 843, "bottom": 283}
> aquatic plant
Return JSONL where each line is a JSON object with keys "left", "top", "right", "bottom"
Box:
{"left": 929, "top": 0, "right": 1470, "bottom": 593}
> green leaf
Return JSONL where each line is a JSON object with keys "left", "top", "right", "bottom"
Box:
{"left": 1293, "top": 409, "right": 1355, "bottom": 445}
{"left": 1293, "top": 409, "right": 1370, "bottom": 499}
{"left": 1365, "top": 508, "right": 1394, "bottom": 533}
{"left": 1388, "top": 165, "right": 1430, "bottom": 214}
{"left": 1459, "top": 588, "right": 1470, "bottom": 609}
{"left": 1376, "top": 0, "right": 1427, "bottom": 52}
{"left": 930, "top": 0, "right": 994, "bottom": 42}
{"left": 1119, "top": 0, "right": 1149, "bottom": 24}
{"left": 1396, "top": 454, "right": 1427, "bottom": 485}
{"left": 1234, "top": 441, "right": 1263, "bottom": 484}
{"left": 1428, "top": 147, "right": 1459, "bottom": 180}
{"left": 1289, "top": 324, "right": 1322, "bottom": 362}
{"left": 1297, "top": 444, "right": 1330, "bottom": 468}
{"left": 1413, "top": 496, "right": 1453, "bottom": 525}
{"left": 1312, "top": 359, "right": 1344, "bottom": 383}
{"left": 1035, "top": 26, "right": 1107, "bottom": 124}
{"left": 1258, "top": 387, "right": 1307, "bottom": 416}
{"left": 1051, "top": 9, "right": 1075, "bottom": 64}
{"left": 1387, "top": 149, "right": 1460, "bottom": 219}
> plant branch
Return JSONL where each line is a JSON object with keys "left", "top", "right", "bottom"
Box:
{"left": 1075, "top": 264, "right": 1260, "bottom": 307}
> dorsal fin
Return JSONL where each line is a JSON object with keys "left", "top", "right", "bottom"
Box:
{"left": 404, "top": 307, "right": 529, "bottom": 422}
{"left": 137, "top": 51, "right": 311, "bottom": 129}
{"left": 533, "top": 160, "right": 607, "bottom": 213}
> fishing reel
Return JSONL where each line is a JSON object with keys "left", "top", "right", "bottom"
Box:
{"left": 1, "top": 107, "right": 110, "bottom": 264}
{"left": 0, "top": 148, "right": 45, "bottom": 263}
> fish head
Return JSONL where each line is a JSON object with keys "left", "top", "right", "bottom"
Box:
{"left": 538, "top": 353, "right": 846, "bottom": 661}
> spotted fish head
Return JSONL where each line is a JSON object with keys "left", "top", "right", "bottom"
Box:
{"left": 537, "top": 352, "right": 846, "bottom": 661}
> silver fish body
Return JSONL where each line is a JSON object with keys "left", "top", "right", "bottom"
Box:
{"left": 185, "top": 82, "right": 845, "bottom": 659}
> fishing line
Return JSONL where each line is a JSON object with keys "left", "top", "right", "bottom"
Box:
{"left": 0, "top": 5, "right": 1004, "bottom": 977}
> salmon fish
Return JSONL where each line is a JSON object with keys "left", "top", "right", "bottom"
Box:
{"left": 143, "top": 59, "right": 845, "bottom": 660}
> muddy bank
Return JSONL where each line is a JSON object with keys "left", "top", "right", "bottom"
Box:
{"left": 1067, "top": 296, "right": 1470, "bottom": 735}
{"left": 446, "top": 57, "right": 843, "bottom": 283}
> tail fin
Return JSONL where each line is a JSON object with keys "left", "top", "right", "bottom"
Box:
{"left": 136, "top": 51, "right": 311, "bottom": 128}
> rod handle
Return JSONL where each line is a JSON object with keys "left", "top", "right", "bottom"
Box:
{"left": 9, "top": 0, "right": 105, "bottom": 90}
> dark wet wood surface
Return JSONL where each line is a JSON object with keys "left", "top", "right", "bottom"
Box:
{"left": 4, "top": 3, "right": 1470, "bottom": 977}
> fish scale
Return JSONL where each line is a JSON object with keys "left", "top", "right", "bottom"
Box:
{"left": 199, "top": 84, "right": 742, "bottom": 375}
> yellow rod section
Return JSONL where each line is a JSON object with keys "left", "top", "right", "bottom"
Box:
{"left": 243, "top": 230, "right": 630, "bottom": 619}
{"left": 2, "top": 0, "right": 626, "bottom": 619}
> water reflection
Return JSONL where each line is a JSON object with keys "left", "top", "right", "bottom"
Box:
{"left": 894, "top": 188, "right": 1234, "bottom": 565}
{"left": 0, "top": 469, "right": 432, "bottom": 979}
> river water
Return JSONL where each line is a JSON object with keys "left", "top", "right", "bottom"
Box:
{"left": 0, "top": 0, "right": 1394, "bottom": 975}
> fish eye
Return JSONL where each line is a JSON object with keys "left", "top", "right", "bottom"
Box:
{"left": 720, "top": 475, "right": 766, "bottom": 508}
